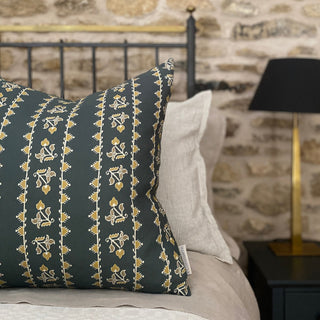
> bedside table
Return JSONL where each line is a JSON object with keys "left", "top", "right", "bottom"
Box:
{"left": 244, "top": 241, "right": 320, "bottom": 320}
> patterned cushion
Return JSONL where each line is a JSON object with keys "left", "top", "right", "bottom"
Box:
{"left": 0, "top": 59, "right": 190, "bottom": 296}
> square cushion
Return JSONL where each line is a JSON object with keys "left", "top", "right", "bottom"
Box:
{"left": 157, "top": 91, "right": 232, "bottom": 264}
{"left": 0, "top": 59, "right": 190, "bottom": 295}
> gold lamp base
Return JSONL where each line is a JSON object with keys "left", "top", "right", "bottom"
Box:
{"left": 269, "top": 241, "right": 320, "bottom": 256}
{"left": 271, "top": 113, "right": 320, "bottom": 257}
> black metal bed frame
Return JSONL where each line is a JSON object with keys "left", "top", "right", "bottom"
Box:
{"left": 0, "top": 11, "right": 196, "bottom": 99}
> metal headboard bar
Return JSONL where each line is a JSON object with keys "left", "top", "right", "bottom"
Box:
{"left": 0, "top": 42, "right": 187, "bottom": 99}
{"left": 0, "top": 7, "right": 196, "bottom": 98}
{"left": 60, "top": 40, "right": 65, "bottom": 98}
{"left": 123, "top": 40, "right": 128, "bottom": 81}
{"left": 0, "top": 25, "right": 186, "bottom": 33}
{"left": 155, "top": 47, "right": 159, "bottom": 65}
{"left": 0, "top": 42, "right": 187, "bottom": 48}
{"left": 27, "top": 47, "right": 32, "bottom": 88}
{"left": 92, "top": 47, "right": 96, "bottom": 93}
{"left": 186, "top": 10, "right": 196, "bottom": 98}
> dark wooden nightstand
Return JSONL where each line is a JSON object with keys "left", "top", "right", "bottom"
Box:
{"left": 244, "top": 241, "right": 320, "bottom": 320}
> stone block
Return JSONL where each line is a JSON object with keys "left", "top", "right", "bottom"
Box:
{"left": 303, "top": 4, "right": 320, "bottom": 17}
{"left": 246, "top": 182, "right": 290, "bottom": 216}
{"left": 242, "top": 218, "right": 273, "bottom": 235}
{"left": 196, "top": 17, "right": 221, "bottom": 38}
{"left": 223, "top": 144, "right": 259, "bottom": 156}
{"left": 212, "top": 162, "right": 241, "bottom": 182}
{"left": 65, "top": 75, "right": 90, "bottom": 88}
{"left": 217, "top": 63, "right": 259, "bottom": 74}
{"left": 197, "top": 45, "right": 226, "bottom": 58}
{"left": 301, "top": 139, "right": 320, "bottom": 164}
{"left": 226, "top": 117, "right": 240, "bottom": 137}
{"left": 302, "top": 204, "right": 320, "bottom": 214}
{"left": 222, "top": 0, "right": 258, "bottom": 17}
{"left": 252, "top": 133, "right": 291, "bottom": 143}
{"left": 270, "top": 4, "right": 291, "bottom": 13}
{"left": 55, "top": 0, "right": 96, "bottom": 17}
{"left": 33, "top": 58, "right": 60, "bottom": 72}
{"left": 311, "top": 173, "right": 320, "bottom": 197}
{"left": 219, "top": 98, "right": 251, "bottom": 111}
{"left": 0, "top": 50, "right": 14, "bottom": 70}
{"left": 212, "top": 187, "right": 242, "bottom": 198}
{"left": 251, "top": 117, "right": 291, "bottom": 128}
{"left": 106, "top": 0, "right": 158, "bottom": 17}
{"left": 233, "top": 19, "right": 316, "bottom": 40}
{"left": 215, "top": 201, "right": 242, "bottom": 215}
{"left": 236, "top": 48, "right": 269, "bottom": 59}
{"left": 0, "top": 0, "right": 47, "bottom": 16}
{"left": 264, "top": 147, "right": 287, "bottom": 156}
{"left": 288, "top": 45, "right": 315, "bottom": 57}
{"left": 247, "top": 160, "right": 290, "bottom": 177}
{"left": 166, "top": 0, "right": 214, "bottom": 10}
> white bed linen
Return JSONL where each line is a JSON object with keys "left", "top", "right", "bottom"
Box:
{"left": 0, "top": 305, "right": 206, "bottom": 320}
{"left": 0, "top": 252, "right": 259, "bottom": 320}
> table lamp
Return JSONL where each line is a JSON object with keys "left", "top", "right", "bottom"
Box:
{"left": 249, "top": 58, "right": 320, "bottom": 256}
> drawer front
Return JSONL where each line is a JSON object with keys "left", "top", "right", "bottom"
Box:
{"left": 285, "top": 291, "right": 320, "bottom": 320}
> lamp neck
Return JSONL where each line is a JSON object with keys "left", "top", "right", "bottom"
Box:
{"left": 293, "top": 112, "right": 299, "bottom": 129}
{"left": 291, "top": 111, "right": 302, "bottom": 252}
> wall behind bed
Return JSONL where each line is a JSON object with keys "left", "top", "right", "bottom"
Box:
{"left": 1, "top": 0, "right": 320, "bottom": 245}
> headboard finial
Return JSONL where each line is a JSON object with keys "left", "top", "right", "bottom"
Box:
{"left": 186, "top": 6, "right": 196, "bottom": 14}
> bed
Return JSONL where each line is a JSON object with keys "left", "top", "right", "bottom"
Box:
{"left": 0, "top": 8, "right": 260, "bottom": 320}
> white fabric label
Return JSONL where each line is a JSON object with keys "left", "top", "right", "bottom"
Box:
{"left": 178, "top": 244, "right": 192, "bottom": 275}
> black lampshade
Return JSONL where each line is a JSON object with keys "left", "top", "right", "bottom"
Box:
{"left": 249, "top": 58, "right": 320, "bottom": 113}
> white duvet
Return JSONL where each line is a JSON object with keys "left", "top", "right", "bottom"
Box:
{"left": 0, "top": 305, "right": 206, "bottom": 320}
{"left": 0, "top": 252, "right": 259, "bottom": 320}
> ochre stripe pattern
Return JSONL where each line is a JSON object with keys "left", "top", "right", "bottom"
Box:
{"left": 17, "top": 96, "right": 54, "bottom": 287}
{"left": 59, "top": 100, "right": 84, "bottom": 288}
{"left": 130, "top": 77, "right": 143, "bottom": 291}
{"left": 148, "top": 67, "right": 172, "bottom": 292}
{"left": 89, "top": 91, "right": 107, "bottom": 288}
{"left": 0, "top": 88, "right": 29, "bottom": 199}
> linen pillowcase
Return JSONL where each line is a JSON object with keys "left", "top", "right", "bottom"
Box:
{"left": 0, "top": 59, "right": 190, "bottom": 295}
{"left": 200, "top": 104, "right": 241, "bottom": 260}
{"left": 157, "top": 90, "right": 232, "bottom": 264}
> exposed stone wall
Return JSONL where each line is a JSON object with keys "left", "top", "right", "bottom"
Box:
{"left": 1, "top": 0, "right": 320, "bottom": 245}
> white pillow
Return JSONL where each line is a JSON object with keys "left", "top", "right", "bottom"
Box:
{"left": 157, "top": 91, "right": 232, "bottom": 264}
{"left": 200, "top": 103, "right": 241, "bottom": 260}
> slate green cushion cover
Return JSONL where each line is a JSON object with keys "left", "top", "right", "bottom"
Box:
{"left": 0, "top": 59, "right": 190, "bottom": 296}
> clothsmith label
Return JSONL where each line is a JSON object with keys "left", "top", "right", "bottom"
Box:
{"left": 178, "top": 244, "right": 192, "bottom": 275}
